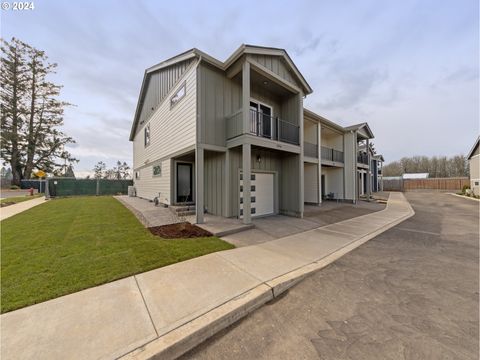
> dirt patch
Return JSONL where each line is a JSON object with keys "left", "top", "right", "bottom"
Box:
{"left": 148, "top": 222, "right": 213, "bottom": 239}
{"left": 0, "top": 202, "right": 15, "bottom": 207}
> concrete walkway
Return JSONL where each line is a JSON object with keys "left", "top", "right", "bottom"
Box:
{"left": 0, "top": 196, "right": 47, "bottom": 221}
{"left": 1, "top": 192, "right": 414, "bottom": 360}
{"left": 115, "top": 195, "right": 180, "bottom": 227}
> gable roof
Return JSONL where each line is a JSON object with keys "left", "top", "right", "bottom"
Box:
{"left": 467, "top": 136, "right": 480, "bottom": 159}
{"left": 344, "top": 122, "right": 374, "bottom": 139}
{"left": 130, "top": 45, "right": 313, "bottom": 140}
{"left": 373, "top": 154, "right": 385, "bottom": 162}
{"left": 303, "top": 108, "right": 345, "bottom": 132}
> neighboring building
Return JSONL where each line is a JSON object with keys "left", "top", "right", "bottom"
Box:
{"left": 402, "top": 173, "right": 429, "bottom": 179}
{"left": 372, "top": 154, "right": 385, "bottom": 192}
{"left": 467, "top": 136, "right": 479, "bottom": 195}
{"left": 130, "top": 45, "right": 383, "bottom": 224}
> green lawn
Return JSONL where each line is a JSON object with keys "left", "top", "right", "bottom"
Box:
{"left": 0, "top": 196, "right": 234, "bottom": 313}
{"left": 0, "top": 193, "right": 43, "bottom": 205}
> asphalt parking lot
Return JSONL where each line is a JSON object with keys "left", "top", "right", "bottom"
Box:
{"left": 182, "top": 192, "right": 479, "bottom": 360}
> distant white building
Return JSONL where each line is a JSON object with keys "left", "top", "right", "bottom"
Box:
{"left": 467, "top": 137, "right": 479, "bottom": 195}
{"left": 402, "top": 173, "right": 429, "bottom": 179}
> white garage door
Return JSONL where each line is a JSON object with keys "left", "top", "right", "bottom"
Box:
{"left": 240, "top": 172, "right": 274, "bottom": 217}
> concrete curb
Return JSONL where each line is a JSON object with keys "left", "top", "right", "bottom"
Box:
{"left": 448, "top": 193, "right": 480, "bottom": 202}
{"left": 121, "top": 285, "right": 273, "bottom": 360}
{"left": 120, "top": 196, "right": 415, "bottom": 360}
{"left": 212, "top": 223, "right": 255, "bottom": 237}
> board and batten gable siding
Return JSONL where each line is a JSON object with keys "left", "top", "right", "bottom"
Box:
{"left": 133, "top": 63, "right": 197, "bottom": 202}
{"left": 198, "top": 63, "right": 242, "bottom": 147}
{"left": 249, "top": 54, "right": 298, "bottom": 88}
{"left": 137, "top": 58, "right": 195, "bottom": 130}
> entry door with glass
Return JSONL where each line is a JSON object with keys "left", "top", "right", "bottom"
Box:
{"left": 176, "top": 163, "right": 193, "bottom": 203}
{"left": 250, "top": 101, "right": 272, "bottom": 138}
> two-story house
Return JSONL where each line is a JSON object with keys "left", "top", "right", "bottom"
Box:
{"left": 130, "top": 45, "right": 381, "bottom": 225}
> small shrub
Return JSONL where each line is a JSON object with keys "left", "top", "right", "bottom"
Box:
{"left": 9, "top": 185, "right": 20, "bottom": 190}
{"left": 461, "top": 184, "right": 470, "bottom": 194}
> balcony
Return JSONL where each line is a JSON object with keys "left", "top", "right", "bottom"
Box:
{"left": 304, "top": 142, "right": 318, "bottom": 158}
{"left": 321, "top": 146, "right": 344, "bottom": 163}
{"left": 226, "top": 109, "right": 299, "bottom": 145}
{"left": 357, "top": 152, "right": 369, "bottom": 165}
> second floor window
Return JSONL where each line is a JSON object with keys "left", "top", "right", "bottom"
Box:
{"left": 170, "top": 82, "right": 186, "bottom": 108}
{"left": 144, "top": 123, "right": 150, "bottom": 147}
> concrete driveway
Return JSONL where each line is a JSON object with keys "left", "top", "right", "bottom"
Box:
{"left": 182, "top": 192, "right": 479, "bottom": 359}
{"left": 223, "top": 200, "right": 386, "bottom": 247}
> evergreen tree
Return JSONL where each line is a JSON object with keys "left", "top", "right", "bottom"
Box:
{"left": 1, "top": 38, "right": 77, "bottom": 185}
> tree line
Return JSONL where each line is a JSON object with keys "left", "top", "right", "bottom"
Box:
{"left": 382, "top": 155, "right": 469, "bottom": 178}
{"left": 91, "top": 161, "right": 131, "bottom": 180}
{"left": 1, "top": 38, "right": 76, "bottom": 185}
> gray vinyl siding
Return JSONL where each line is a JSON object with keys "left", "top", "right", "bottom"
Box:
{"left": 137, "top": 58, "right": 195, "bottom": 131}
{"left": 204, "top": 151, "right": 226, "bottom": 216}
{"left": 227, "top": 147, "right": 299, "bottom": 218}
{"left": 197, "top": 63, "right": 242, "bottom": 147}
{"left": 249, "top": 54, "right": 297, "bottom": 87}
{"left": 133, "top": 64, "right": 197, "bottom": 202}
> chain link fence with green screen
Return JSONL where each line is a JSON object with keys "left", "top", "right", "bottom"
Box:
{"left": 46, "top": 178, "right": 133, "bottom": 197}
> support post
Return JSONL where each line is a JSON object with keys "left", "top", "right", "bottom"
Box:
{"left": 242, "top": 143, "right": 251, "bottom": 224}
{"left": 242, "top": 61, "right": 250, "bottom": 135}
{"left": 224, "top": 150, "right": 230, "bottom": 217}
{"left": 318, "top": 122, "right": 322, "bottom": 204}
{"left": 195, "top": 147, "right": 204, "bottom": 224}
{"left": 366, "top": 138, "right": 371, "bottom": 202}
{"left": 298, "top": 92, "right": 304, "bottom": 218}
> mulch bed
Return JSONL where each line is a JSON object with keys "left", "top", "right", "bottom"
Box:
{"left": 148, "top": 222, "right": 213, "bottom": 239}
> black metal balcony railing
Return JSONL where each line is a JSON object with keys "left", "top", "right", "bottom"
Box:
{"left": 249, "top": 109, "right": 299, "bottom": 145}
{"left": 357, "top": 152, "right": 369, "bottom": 165}
{"left": 304, "top": 142, "right": 318, "bottom": 158}
{"left": 225, "top": 109, "right": 299, "bottom": 145}
{"left": 321, "top": 146, "right": 344, "bottom": 163}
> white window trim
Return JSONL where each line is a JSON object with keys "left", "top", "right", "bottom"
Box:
{"left": 170, "top": 81, "right": 186, "bottom": 109}
{"left": 144, "top": 123, "right": 151, "bottom": 148}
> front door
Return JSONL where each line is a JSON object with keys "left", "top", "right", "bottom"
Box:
{"left": 176, "top": 163, "right": 193, "bottom": 203}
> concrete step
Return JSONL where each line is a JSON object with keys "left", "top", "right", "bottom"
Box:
{"left": 176, "top": 210, "right": 196, "bottom": 217}
{"left": 170, "top": 205, "right": 196, "bottom": 212}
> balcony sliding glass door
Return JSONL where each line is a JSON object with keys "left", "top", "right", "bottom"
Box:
{"left": 250, "top": 101, "right": 272, "bottom": 139}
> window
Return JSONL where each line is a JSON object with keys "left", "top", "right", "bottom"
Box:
{"left": 475, "top": 181, "right": 479, "bottom": 186}
{"left": 153, "top": 164, "right": 162, "bottom": 177}
{"left": 144, "top": 123, "right": 150, "bottom": 147}
{"left": 135, "top": 171, "right": 140, "bottom": 180}
{"left": 170, "top": 82, "right": 186, "bottom": 108}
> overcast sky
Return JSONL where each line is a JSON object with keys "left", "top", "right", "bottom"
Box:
{"left": 2, "top": 0, "right": 478, "bottom": 175}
